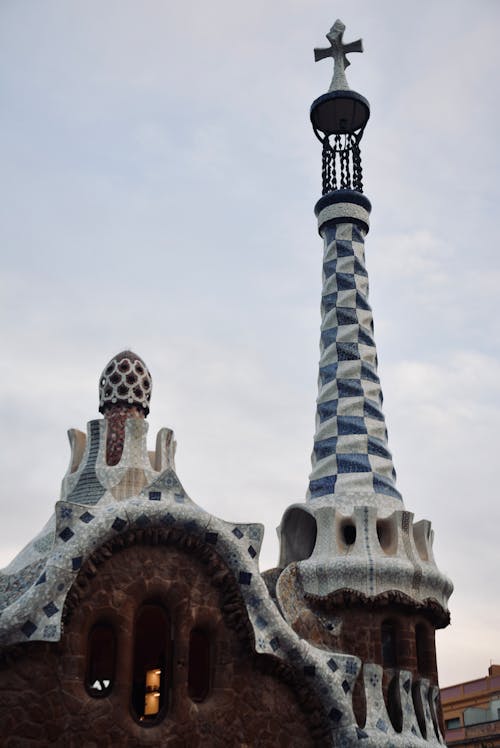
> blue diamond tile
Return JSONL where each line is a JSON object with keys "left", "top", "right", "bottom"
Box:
{"left": 345, "top": 658, "right": 357, "bottom": 675}
{"left": 35, "top": 572, "right": 47, "bottom": 586}
{"left": 43, "top": 601, "right": 59, "bottom": 618}
{"left": 43, "top": 624, "right": 57, "bottom": 638}
{"left": 376, "top": 719, "right": 388, "bottom": 733}
{"left": 303, "top": 665, "right": 316, "bottom": 677}
{"left": 329, "top": 707, "right": 342, "bottom": 723}
{"left": 112, "top": 517, "right": 127, "bottom": 532}
{"left": 342, "top": 679, "right": 350, "bottom": 693}
{"left": 356, "top": 728, "right": 369, "bottom": 740}
{"left": 205, "top": 532, "right": 218, "bottom": 545}
{"left": 21, "top": 620, "right": 37, "bottom": 638}
{"left": 247, "top": 545, "right": 256, "bottom": 558}
{"left": 269, "top": 637, "right": 280, "bottom": 651}
{"left": 238, "top": 571, "right": 252, "bottom": 585}
{"left": 72, "top": 556, "right": 83, "bottom": 571}
{"left": 255, "top": 615, "right": 267, "bottom": 629}
{"left": 59, "top": 527, "right": 74, "bottom": 542}
{"left": 232, "top": 527, "right": 243, "bottom": 539}
{"left": 149, "top": 491, "right": 161, "bottom": 501}
{"left": 79, "top": 511, "right": 94, "bottom": 523}
{"left": 327, "top": 658, "right": 338, "bottom": 673}
{"left": 136, "top": 514, "right": 151, "bottom": 528}
{"left": 403, "top": 678, "right": 411, "bottom": 694}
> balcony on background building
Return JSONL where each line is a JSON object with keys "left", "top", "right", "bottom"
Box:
{"left": 441, "top": 664, "right": 500, "bottom": 747}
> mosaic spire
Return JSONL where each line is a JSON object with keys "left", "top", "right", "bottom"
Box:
{"left": 307, "top": 22, "right": 400, "bottom": 507}
{"left": 307, "top": 196, "right": 401, "bottom": 505}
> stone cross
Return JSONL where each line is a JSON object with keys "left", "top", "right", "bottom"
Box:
{"left": 314, "top": 19, "right": 363, "bottom": 92}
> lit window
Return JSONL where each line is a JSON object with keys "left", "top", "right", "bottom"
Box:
{"left": 131, "top": 603, "right": 171, "bottom": 723}
{"left": 86, "top": 622, "right": 116, "bottom": 697}
{"left": 188, "top": 628, "right": 211, "bottom": 702}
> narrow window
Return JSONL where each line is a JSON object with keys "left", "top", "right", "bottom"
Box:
{"left": 381, "top": 620, "right": 397, "bottom": 668}
{"left": 132, "top": 603, "right": 171, "bottom": 723}
{"left": 416, "top": 623, "right": 429, "bottom": 675}
{"left": 86, "top": 622, "right": 116, "bottom": 697}
{"left": 188, "top": 628, "right": 211, "bottom": 702}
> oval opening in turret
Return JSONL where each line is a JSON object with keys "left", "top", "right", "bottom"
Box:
{"left": 376, "top": 519, "right": 396, "bottom": 555}
{"left": 341, "top": 521, "right": 356, "bottom": 547}
{"left": 278, "top": 507, "right": 317, "bottom": 567}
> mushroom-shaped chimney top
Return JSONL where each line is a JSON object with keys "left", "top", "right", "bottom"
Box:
{"left": 98, "top": 350, "right": 152, "bottom": 416}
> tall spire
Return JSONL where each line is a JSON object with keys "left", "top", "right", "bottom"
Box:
{"left": 277, "top": 27, "right": 452, "bottom": 701}
{"left": 308, "top": 21, "right": 400, "bottom": 508}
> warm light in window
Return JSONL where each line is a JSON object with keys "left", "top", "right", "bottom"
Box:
{"left": 145, "top": 668, "right": 161, "bottom": 692}
{"left": 144, "top": 669, "right": 162, "bottom": 715}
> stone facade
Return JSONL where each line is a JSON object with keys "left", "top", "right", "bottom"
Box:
{"left": 0, "top": 538, "right": 327, "bottom": 747}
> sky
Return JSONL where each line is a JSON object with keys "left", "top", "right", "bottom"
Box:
{"left": 0, "top": 0, "right": 499, "bottom": 688}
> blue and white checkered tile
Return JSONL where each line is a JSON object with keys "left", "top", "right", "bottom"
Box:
{"left": 308, "top": 219, "right": 401, "bottom": 503}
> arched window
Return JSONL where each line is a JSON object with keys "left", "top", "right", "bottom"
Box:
{"left": 131, "top": 603, "right": 171, "bottom": 723}
{"left": 86, "top": 622, "right": 116, "bottom": 697}
{"left": 188, "top": 628, "right": 211, "bottom": 702}
{"left": 381, "top": 620, "right": 397, "bottom": 668}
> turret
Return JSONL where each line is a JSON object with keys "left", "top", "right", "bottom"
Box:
{"left": 276, "top": 20, "right": 453, "bottom": 739}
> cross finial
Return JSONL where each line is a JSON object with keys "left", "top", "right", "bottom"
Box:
{"left": 314, "top": 19, "right": 363, "bottom": 92}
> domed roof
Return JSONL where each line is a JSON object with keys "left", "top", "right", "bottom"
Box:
{"left": 98, "top": 350, "right": 152, "bottom": 416}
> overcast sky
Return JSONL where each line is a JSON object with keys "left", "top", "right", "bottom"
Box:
{"left": 1, "top": 0, "right": 499, "bottom": 687}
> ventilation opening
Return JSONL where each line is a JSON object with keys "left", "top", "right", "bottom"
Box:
{"left": 429, "top": 687, "right": 442, "bottom": 741}
{"left": 342, "top": 523, "right": 356, "bottom": 546}
{"left": 412, "top": 680, "right": 428, "bottom": 739}
{"left": 376, "top": 519, "right": 395, "bottom": 554}
{"left": 132, "top": 603, "right": 171, "bottom": 724}
{"left": 278, "top": 507, "right": 317, "bottom": 567}
{"left": 387, "top": 675, "right": 403, "bottom": 732}
{"left": 188, "top": 628, "right": 211, "bottom": 702}
{"left": 352, "top": 669, "right": 366, "bottom": 728}
{"left": 86, "top": 622, "right": 116, "bottom": 697}
{"left": 413, "top": 520, "right": 430, "bottom": 561}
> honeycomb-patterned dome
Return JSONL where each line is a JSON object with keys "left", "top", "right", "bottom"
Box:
{"left": 99, "top": 350, "right": 152, "bottom": 416}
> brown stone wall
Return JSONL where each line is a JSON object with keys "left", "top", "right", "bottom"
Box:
{"left": 0, "top": 539, "right": 328, "bottom": 747}
{"left": 294, "top": 604, "right": 437, "bottom": 684}
{"left": 293, "top": 603, "right": 439, "bottom": 727}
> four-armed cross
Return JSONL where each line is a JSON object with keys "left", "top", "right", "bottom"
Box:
{"left": 314, "top": 19, "right": 363, "bottom": 92}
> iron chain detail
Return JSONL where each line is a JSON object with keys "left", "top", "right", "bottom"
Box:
{"left": 320, "top": 133, "right": 364, "bottom": 194}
